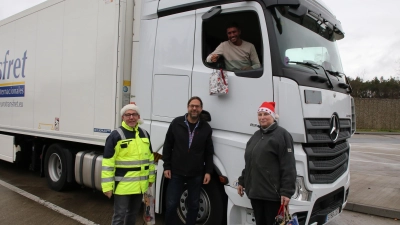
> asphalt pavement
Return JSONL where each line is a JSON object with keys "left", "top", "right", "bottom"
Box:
{"left": 345, "top": 133, "right": 400, "bottom": 220}
{"left": 0, "top": 184, "right": 82, "bottom": 225}
{"left": 1, "top": 133, "right": 399, "bottom": 225}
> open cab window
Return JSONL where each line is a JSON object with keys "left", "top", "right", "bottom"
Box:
{"left": 202, "top": 10, "right": 264, "bottom": 78}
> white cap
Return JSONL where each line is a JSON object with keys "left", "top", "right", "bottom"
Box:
{"left": 120, "top": 104, "right": 143, "bottom": 125}
{"left": 120, "top": 104, "right": 140, "bottom": 116}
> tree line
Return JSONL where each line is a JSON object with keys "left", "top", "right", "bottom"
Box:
{"left": 348, "top": 76, "right": 400, "bottom": 99}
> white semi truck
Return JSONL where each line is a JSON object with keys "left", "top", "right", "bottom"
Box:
{"left": 0, "top": 0, "right": 355, "bottom": 224}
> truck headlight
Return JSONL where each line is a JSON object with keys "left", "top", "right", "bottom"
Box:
{"left": 292, "top": 176, "right": 312, "bottom": 201}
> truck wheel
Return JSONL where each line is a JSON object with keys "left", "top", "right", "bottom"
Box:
{"left": 177, "top": 178, "right": 225, "bottom": 225}
{"left": 44, "top": 144, "right": 68, "bottom": 191}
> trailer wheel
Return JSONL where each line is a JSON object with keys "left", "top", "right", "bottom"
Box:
{"left": 177, "top": 177, "right": 225, "bottom": 225}
{"left": 44, "top": 144, "right": 68, "bottom": 191}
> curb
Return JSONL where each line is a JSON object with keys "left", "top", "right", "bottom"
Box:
{"left": 355, "top": 132, "right": 400, "bottom": 135}
{"left": 345, "top": 202, "right": 400, "bottom": 219}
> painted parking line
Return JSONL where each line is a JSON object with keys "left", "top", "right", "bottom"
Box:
{"left": 350, "top": 143, "right": 400, "bottom": 146}
{"left": 350, "top": 159, "right": 400, "bottom": 166}
{"left": 351, "top": 151, "right": 400, "bottom": 157}
{"left": 351, "top": 146, "right": 400, "bottom": 150}
{"left": 0, "top": 179, "right": 97, "bottom": 225}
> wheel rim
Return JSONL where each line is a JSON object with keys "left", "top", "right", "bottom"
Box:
{"left": 178, "top": 188, "right": 211, "bottom": 224}
{"left": 48, "top": 153, "right": 62, "bottom": 182}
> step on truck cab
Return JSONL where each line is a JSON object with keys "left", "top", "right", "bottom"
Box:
{"left": 0, "top": 0, "right": 355, "bottom": 225}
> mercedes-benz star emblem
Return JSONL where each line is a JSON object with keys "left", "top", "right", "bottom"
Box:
{"left": 330, "top": 114, "right": 340, "bottom": 142}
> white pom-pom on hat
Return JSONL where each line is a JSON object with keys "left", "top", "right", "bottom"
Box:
{"left": 258, "top": 102, "right": 279, "bottom": 119}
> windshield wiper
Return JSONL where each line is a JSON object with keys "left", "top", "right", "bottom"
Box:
{"left": 326, "top": 70, "right": 353, "bottom": 93}
{"left": 289, "top": 61, "right": 319, "bottom": 69}
{"left": 326, "top": 70, "right": 342, "bottom": 77}
{"left": 326, "top": 70, "right": 343, "bottom": 81}
{"left": 344, "top": 75, "right": 353, "bottom": 93}
{"left": 289, "top": 61, "right": 332, "bottom": 88}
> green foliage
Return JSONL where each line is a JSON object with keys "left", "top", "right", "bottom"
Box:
{"left": 348, "top": 76, "right": 400, "bottom": 98}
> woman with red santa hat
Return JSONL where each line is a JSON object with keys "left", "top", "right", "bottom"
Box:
{"left": 237, "top": 102, "right": 297, "bottom": 225}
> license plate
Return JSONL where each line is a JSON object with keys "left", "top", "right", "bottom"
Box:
{"left": 326, "top": 207, "right": 340, "bottom": 222}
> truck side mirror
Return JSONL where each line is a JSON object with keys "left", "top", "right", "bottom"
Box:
{"left": 202, "top": 6, "right": 222, "bottom": 21}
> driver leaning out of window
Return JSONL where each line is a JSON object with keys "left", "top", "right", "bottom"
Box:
{"left": 206, "top": 22, "right": 261, "bottom": 71}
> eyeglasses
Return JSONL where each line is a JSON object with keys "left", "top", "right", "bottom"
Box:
{"left": 124, "top": 113, "right": 139, "bottom": 118}
{"left": 188, "top": 104, "right": 201, "bottom": 109}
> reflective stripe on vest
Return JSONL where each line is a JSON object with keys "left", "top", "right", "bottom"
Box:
{"left": 102, "top": 177, "right": 114, "bottom": 183}
{"left": 114, "top": 175, "right": 149, "bottom": 182}
{"left": 102, "top": 166, "right": 114, "bottom": 171}
{"left": 115, "top": 159, "right": 150, "bottom": 166}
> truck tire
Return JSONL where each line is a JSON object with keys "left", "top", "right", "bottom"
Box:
{"left": 177, "top": 178, "right": 225, "bottom": 225}
{"left": 44, "top": 144, "right": 68, "bottom": 191}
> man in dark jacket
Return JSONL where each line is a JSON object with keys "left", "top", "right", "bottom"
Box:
{"left": 238, "top": 102, "right": 296, "bottom": 225}
{"left": 162, "top": 96, "right": 214, "bottom": 225}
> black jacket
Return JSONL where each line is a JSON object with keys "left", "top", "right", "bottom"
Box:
{"left": 238, "top": 122, "right": 296, "bottom": 201}
{"left": 162, "top": 114, "right": 214, "bottom": 176}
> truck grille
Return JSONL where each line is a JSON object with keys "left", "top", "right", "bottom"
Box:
{"left": 303, "top": 141, "right": 349, "bottom": 184}
{"left": 305, "top": 118, "right": 351, "bottom": 143}
{"left": 303, "top": 117, "right": 351, "bottom": 184}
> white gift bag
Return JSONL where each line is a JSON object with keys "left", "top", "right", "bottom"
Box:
{"left": 209, "top": 69, "right": 229, "bottom": 95}
{"left": 143, "top": 186, "right": 155, "bottom": 224}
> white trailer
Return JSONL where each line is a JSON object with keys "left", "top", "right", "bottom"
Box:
{"left": 0, "top": 0, "right": 356, "bottom": 224}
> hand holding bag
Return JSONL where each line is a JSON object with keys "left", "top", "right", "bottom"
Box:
{"left": 274, "top": 205, "right": 299, "bottom": 225}
{"left": 274, "top": 204, "right": 286, "bottom": 225}
{"left": 209, "top": 69, "right": 229, "bottom": 95}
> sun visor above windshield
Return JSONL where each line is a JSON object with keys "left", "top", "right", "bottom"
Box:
{"left": 262, "top": 0, "right": 345, "bottom": 39}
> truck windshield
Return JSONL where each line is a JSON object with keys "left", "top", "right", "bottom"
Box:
{"left": 272, "top": 7, "right": 345, "bottom": 80}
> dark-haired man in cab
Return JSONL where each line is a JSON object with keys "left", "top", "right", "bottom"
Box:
{"left": 206, "top": 22, "right": 261, "bottom": 71}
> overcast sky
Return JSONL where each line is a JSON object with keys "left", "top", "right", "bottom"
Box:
{"left": 1, "top": 0, "right": 399, "bottom": 81}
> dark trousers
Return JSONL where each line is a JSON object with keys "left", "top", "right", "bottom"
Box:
{"left": 165, "top": 174, "right": 203, "bottom": 225}
{"left": 250, "top": 199, "right": 281, "bottom": 225}
{"left": 112, "top": 194, "right": 143, "bottom": 225}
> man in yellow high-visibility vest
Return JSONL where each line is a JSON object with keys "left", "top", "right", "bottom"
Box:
{"left": 102, "top": 104, "right": 155, "bottom": 225}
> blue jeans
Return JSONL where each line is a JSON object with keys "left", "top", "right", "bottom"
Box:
{"left": 112, "top": 194, "right": 143, "bottom": 225}
{"left": 165, "top": 174, "right": 203, "bottom": 225}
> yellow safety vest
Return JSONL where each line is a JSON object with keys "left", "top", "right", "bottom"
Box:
{"left": 101, "top": 122, "right": 155, "bottom": 195}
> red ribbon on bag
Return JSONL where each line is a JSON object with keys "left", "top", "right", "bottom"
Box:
{"left": 278, "top": 204, "right": 285, "bottom": 215}
{"left": 219, "top": 68, "right": 227, "bottom": 85}
{"left": 275, "top": 204, "right": 285, "bottom": 224}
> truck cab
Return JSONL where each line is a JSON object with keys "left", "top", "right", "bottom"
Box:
{"left": 0, "top": 0, "right": 355, "bottom": 224}
{"left": 135, "top": 0, "right": 354, "bottom": 224}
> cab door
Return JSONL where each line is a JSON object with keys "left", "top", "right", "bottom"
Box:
{"left": 192, "top": 2, "right": 273, "bottom": 135}
{"left": 149, "top": 10, "right": 197, "bottom": 157}
{"left": 151, "top": 10, "right": 196, "bottom": 122}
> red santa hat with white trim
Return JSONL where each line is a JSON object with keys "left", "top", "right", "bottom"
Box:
{"left": 258, "top": 102, "right": 279, "bottom": 119}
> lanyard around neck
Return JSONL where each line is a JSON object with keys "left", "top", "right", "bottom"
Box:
{"left": 185, "top": 120, "right": 199, "bottom": 149}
